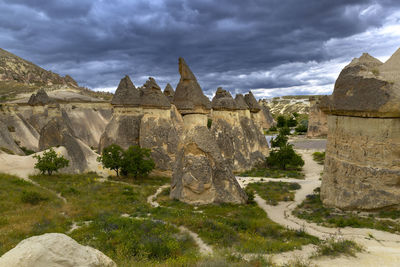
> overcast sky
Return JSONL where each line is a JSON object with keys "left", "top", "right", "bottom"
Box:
{"left": 1, "top": 0, "right": 400, "bottom": 99}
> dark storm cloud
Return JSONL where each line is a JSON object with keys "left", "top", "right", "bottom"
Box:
{"left": 0, "top": 0, "right": 399, "bottom": 97}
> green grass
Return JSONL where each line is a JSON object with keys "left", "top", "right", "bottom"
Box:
{"left": 240, "top": 168, "right": 304, "bottom": 179}
{"left": 312, "top": 152, "right": 325, "bottom": 165}
{"left": 247, "top": 181, "right": 301, "bottom": 206}
{"left": 293, "top": 188, "right": 400, "bottom": 234}
{"left": 0, "top": 172, "right": 321, "bottom": 265}
{"left": 152, "top": 187, "right": 318, "bottom": 254}
{"left": 313, "top": 238, "right": 363, "bottom": 258}
{"left": 0, "top": 147, "right": 14, "bottom": 155}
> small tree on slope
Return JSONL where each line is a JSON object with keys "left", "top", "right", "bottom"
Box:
{"left": 33, "top": 148, "right": 69, "bottom": 175}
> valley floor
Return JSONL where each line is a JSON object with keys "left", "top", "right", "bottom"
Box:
{"left": 1, "top": 138, "right": 400, "bottom": 266}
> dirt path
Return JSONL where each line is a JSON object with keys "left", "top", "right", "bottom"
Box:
{"left": 237, "top": 150, "right": 400, "bottom": 266}
{"left": 147, "top": 184, "right": 213, "bottom": 255}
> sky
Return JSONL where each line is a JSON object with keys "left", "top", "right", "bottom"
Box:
{"left": 1, "top": 0, "right": 400, "bottom": 99}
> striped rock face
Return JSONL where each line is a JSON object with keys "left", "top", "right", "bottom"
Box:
{"left": 320, "top": 49, "right": 400, "bottom": 210}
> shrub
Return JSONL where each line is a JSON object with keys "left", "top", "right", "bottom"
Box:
{"left": 97, "top": 144, "right": 124, "bottom": 176}
{"left": 314, "top": 238, "right": 363, "bottom": 258}
{"left": 21, "top": 146, "right": 35, "bottom": 155}
{"left": 207, "top": 118, "right": 212, "bottom": 129}
{"left": 295, "top": 123, "right": 308, "bottom": 133}
{"left": 276, "top": 116, "right": 286, "bottom": 128}
{"left": 33, "top": 148, "right": 69, "bottom": 175}
{"left": 121, "top": 146, "right": 155, "bottom": 178}
{"left": 279, "top": 126, "right": 291, "bottom": 136}
{"left": 21, "top": 190, "right": 48, "bottom": 205}
{"left": 0, "top": 147, "right": 14, "bottom": 155}
{"left": 268, "top": 125, "right": 277, "bottom": 132}
{"left": 287, "top": 117, "right": 297, "bottom": 127}
{"left": 245, "top": 188, "right": 255, "bottom": 204}
{"left": 312, "top": 151, "right": 325, "bottom": 165}
{"left": 270, "top": 132, "right": 289, "bottom": 148}
{"left": 266, "top": 144, "right": 304, "bottom": 170}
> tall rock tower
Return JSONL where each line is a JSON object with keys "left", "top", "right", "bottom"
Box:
{"left": 170, "top": 58, "right": 247, "bottom": 204}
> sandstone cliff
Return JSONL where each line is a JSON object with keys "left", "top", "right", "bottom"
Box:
{"left": 320, "top": 50, "right": 400, "bottom": 210}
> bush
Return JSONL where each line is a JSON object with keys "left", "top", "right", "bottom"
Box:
{"left": 268, "top": 125, "right": 277, "bottom": 132}
{"left": 312, "top": 151, "right": 325, "bottom": 165}
{"left": 98, "top": 144, "right": 155, "bottom": 178}
{"left": 276, "top": 116, "right": 286, "bottom": 128}
{"left": 287, "top": 117, "right": 297, "bottom": 127}
{"left": 21, "top": 146, "right": 35, "bottom": 155}
{"left": 266, "top": 144, "right": 304, "bottom": 170}
{"left": 295, "top": 124, "right": 308, "bottom": 133}
{"left": 279, "top": 126, "right": 291, "bottom": 136}
{"left": 245, "top": 188, "right": 255, "bottom": 204}
{"left": 270, "top": 133, "right": 288, "bottom": 148}
{"left": 97, "top": 144, "right": 124, "bottom": 176}
{"left": 207, "top": 118, "right": 213, "bottom": 129}
{"left": 33, "top": 148, "right": 69, "bottom": 175}
{"left": 21, "top": 191, "right": 48, "bottom": 205}
{"left": 121, "top": 146, "right": 155, "bottom": 178}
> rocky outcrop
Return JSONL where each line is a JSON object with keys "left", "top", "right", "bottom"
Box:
{"left": 164, "top": 83, "right": 175, "bottom": 103}
{"left": 244, "top": 91, "right": 261, "bottom": 113}
{"left": 307, "top": 96, "right": 327, "bottom": 138}
{"left": 99, "top": 76, "right": 182, "bottom": 173}
{"left": 170, "top": 59, "right": 247, "bottom": 204}
{"left": 244, "top": 91, "right": 273, "bottom": 130}
{"left": 0, "top": 233, "right": 116, "bottom": 267}
{"left": 320, "top": 50, "right": 400, "bottom": 210}
{"left": 173, "top": 58, "right": 211, "bottom": 114}
{"left": 28, "top": 89, "right": 54, "bottom": 106}
{"left": 210, "top": 88, "right": 269, "bottom": 172}
{"left": 0, "top": 122, "right": 23, "bottom": 155}
{"left": 111, "top": 75, "right": 140, "bottom": 106}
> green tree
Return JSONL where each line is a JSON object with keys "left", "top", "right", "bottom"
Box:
{"left": 266, "top": 144, "right": 304, "bottom": 170}
{"left": 279, "top": 126, "right": 291, "bottom": 136}
{"left": 276, "top": 115, "right": 286, "bottom": 128}
{"left": 271, "top": 133, "right": 288, "bottom": 148}
{"left": 121, "top": 146, "right": 155, "bottom": 178}
{"left": 33, "top": 148, "right": 69, "bottom": 175}
{"left": 97, "top": 144, "right": 124, "bottom": 176}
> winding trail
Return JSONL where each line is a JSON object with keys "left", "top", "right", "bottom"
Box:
{"left": 237, "top": 150, "right": 400, "bottom": 266}
{"left": 146, "top": 183, "right": 213, "bottom": 255}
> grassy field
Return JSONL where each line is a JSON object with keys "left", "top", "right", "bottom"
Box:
{"left": 240, "top": 168, "right": 304, "bottom": 179}
{"left": 247, "top": 181, "right": 301, "bottom": 206}
{"left": 293, "top": 188, "right": 400, "bottom": 234}
{"left": 0, "top": 172, "right": 321, "bottom": 266}
{"left": 152, "top": 187, "right": 318, "bottom": 254}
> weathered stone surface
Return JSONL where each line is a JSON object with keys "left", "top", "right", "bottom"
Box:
{"left": 0, "top": 121, "right": 23, "bottom": 155}
{"left": 211, "top": 87, "right": 237, "bottom": 111}
{"left": 321, "top": 49, "right": 400, "bottom": 210}
{"left": 164, "top": 83, "right": 175, "bottom": 103}
{"left": 28, "top": 89, "right": 53, "bottom": 106}
{"left": 111, "top": 75, "right": 141, "bottom": 106}
{"left": 321, "top": 115, "right": 400, "bottom": 210}
{"left": 0, "top": 233, "right": 116, "bottom": 267}
{"left": 320, "top": 52, "right": 400, "bottom": 117}
{"left": 244, "top": 91, "right": 261, "bottom": 113}
{"left": 261, "top": 105, "right": 276, "bottom": 128}
{"left": 234, "top": 94, "right": 249, "bottom": 110}
{"left": 173, "top": 58, "right": 211, "bottom": 114}
{"left": 39, "top": 113, "right": 88, "bottom": 173}
{"left": 307, "top": 96, "right": 327, "bottom": 138}
{"left": 140, "top": 77, "right": 171, "bottom": 109}
{"left": 171, "top": 118, "right": 247, "bottom": 204}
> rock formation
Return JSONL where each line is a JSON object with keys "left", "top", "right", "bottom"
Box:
{"left": 164, "top": 83, "right": 175, "bottom": 103}
{"left": 0, "top": 233, "right": 116, "bottom": 267}
{"left": 210, "top": 88, "right": 269, "bottom": 172}
{"left": 170, "top": 58, "right": 247, "bottom": 204}
{"left": 28, "top": 89, "right": 53, "bottom": 106}
{"left": 99, "top": 76, "right": 182, "bottom": 173}
{"left": 320, "top": 50, "right": 400, "bottom": 210}
{"left": 0, "top": 122, "right": 23, "bottom": 155}
{"left": 307, "top": 96, "right": 327, "bottom": 138}
{"left": 244, "top": 91, "right": 274, "bottom": 130}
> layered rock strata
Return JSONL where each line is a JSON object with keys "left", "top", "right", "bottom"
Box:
{"left": 211, "top": 88, "right": 269, "bottom": 172}
{"left": 320, "top": 50, "right": 400, "bottom": 210}
{"left": 170, "top": 58, "right": 247, "bottom": 204}
{"left": 307, "top": 96, "right": 328, "bottom": 138}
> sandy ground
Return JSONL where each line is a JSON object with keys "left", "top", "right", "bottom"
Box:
{"left": 237, "top": 149, "right": 400, "bottom": 266}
